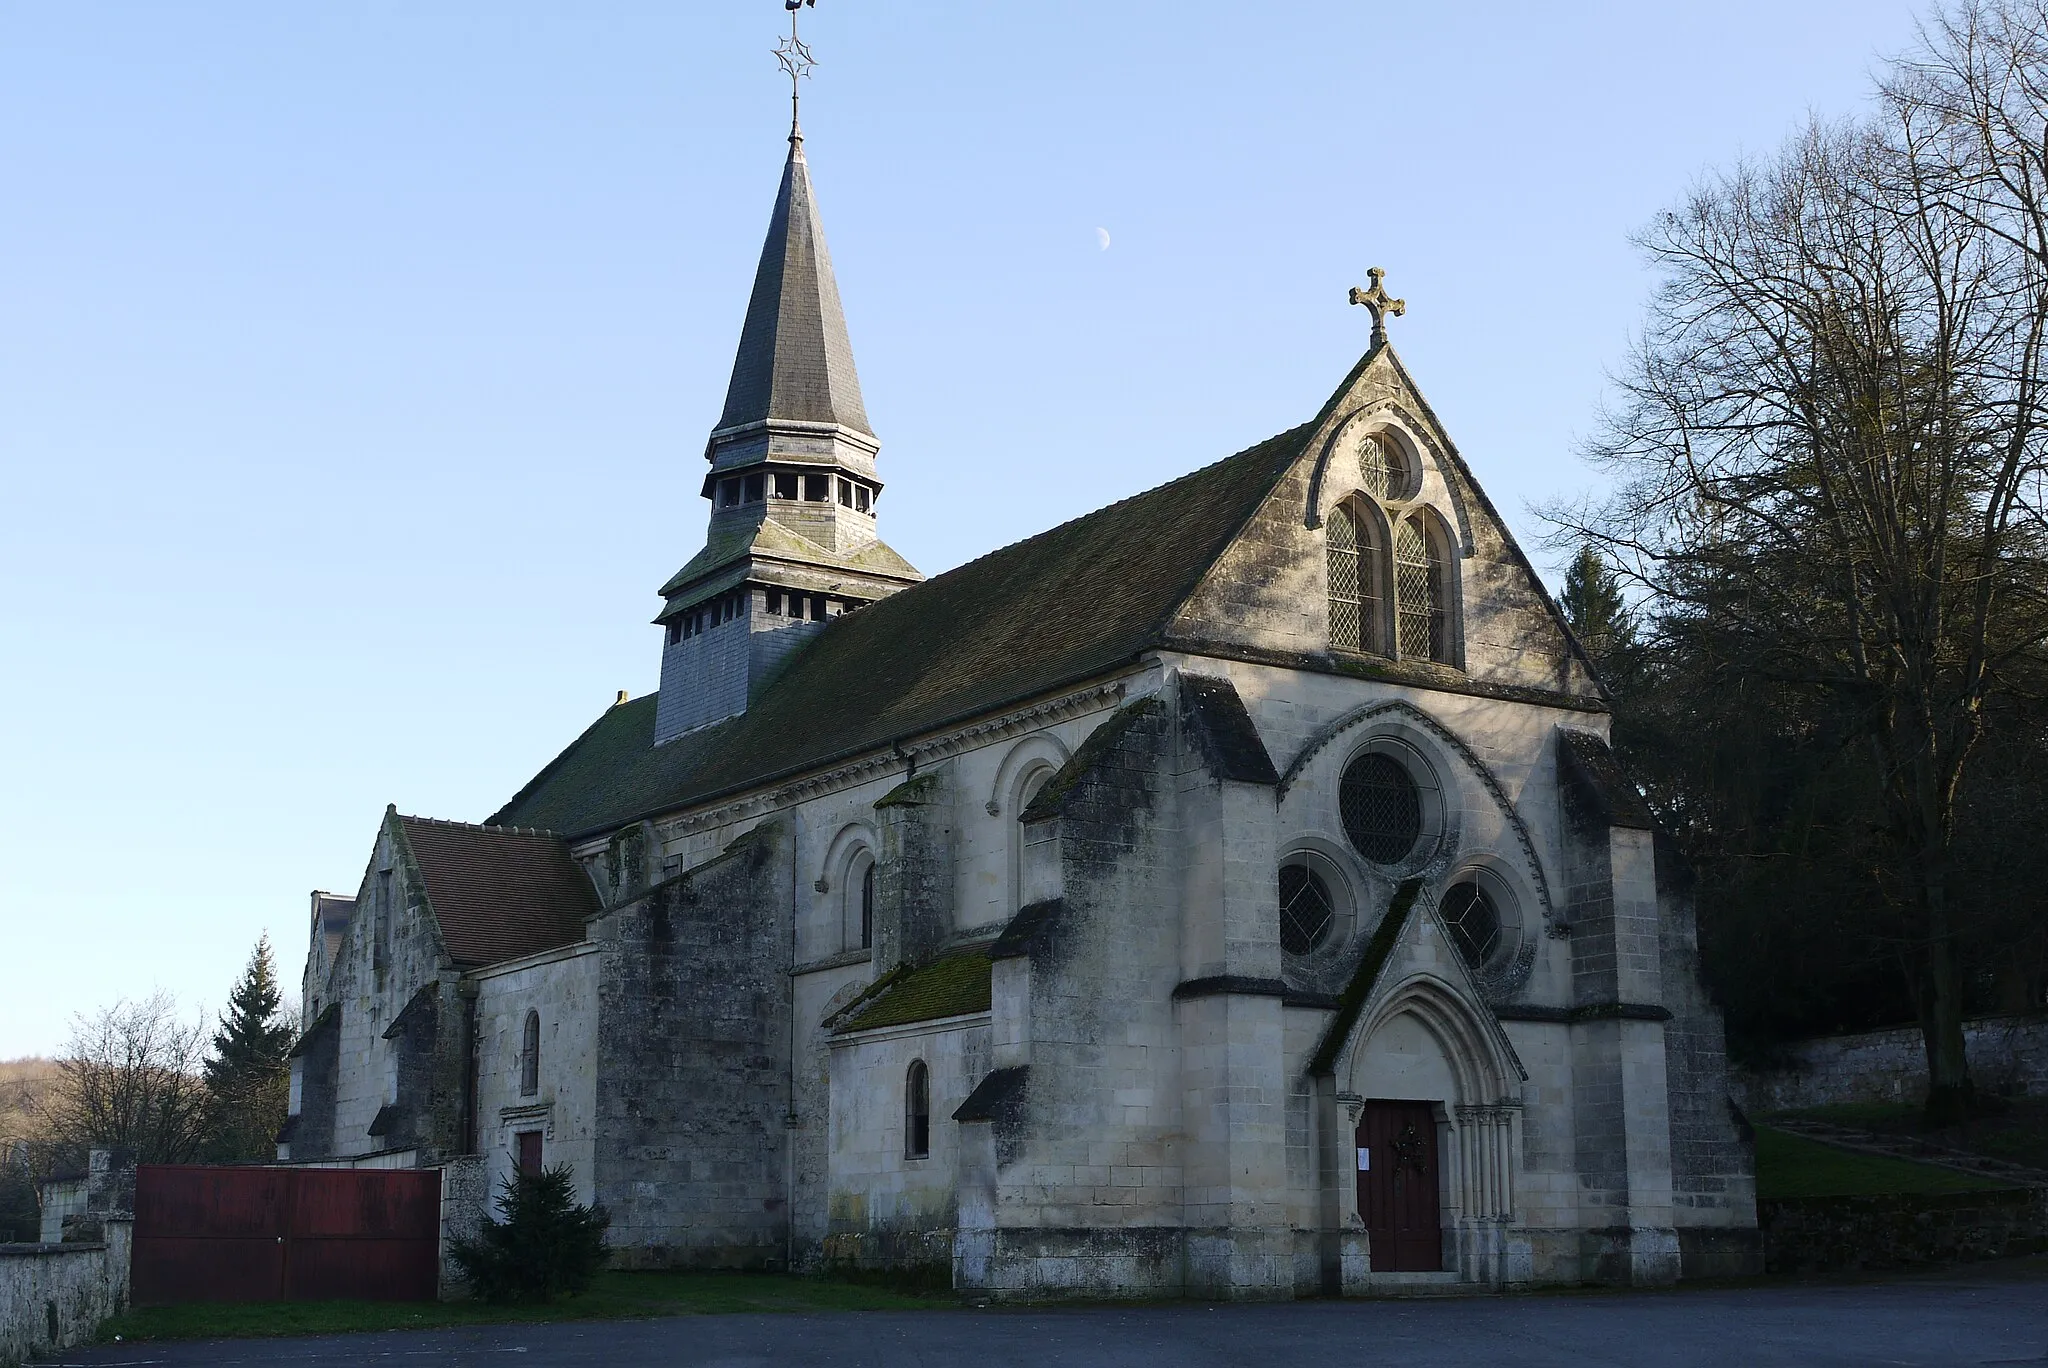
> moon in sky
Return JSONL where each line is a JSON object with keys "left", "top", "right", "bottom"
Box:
{"left": 1095, "top": 227, "right": 1111, "bottom": 251}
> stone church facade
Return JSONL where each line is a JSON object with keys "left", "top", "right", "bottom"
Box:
{"left": 284, "top": 119, "right": 1761, "bottom": 1297}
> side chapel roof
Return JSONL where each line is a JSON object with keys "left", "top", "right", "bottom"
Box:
{"left": 394, "top": 815, "right": 598, "bottom": 968}
{"left": 491, "top": 420, "right": 1319, "bottom": 838}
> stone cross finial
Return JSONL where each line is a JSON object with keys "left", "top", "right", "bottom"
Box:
{"left": 1349, "top": 267, "right": 1406, "bottom": 347}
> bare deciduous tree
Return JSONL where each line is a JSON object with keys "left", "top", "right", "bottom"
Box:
{"left": 34, "top": 993, "right": 211, "bottom": 1164}
{"left": 1553, "top": 13, "right": 2048, "bottom": 1121}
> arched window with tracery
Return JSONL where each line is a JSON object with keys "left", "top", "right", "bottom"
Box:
{"left": 1395, "top": 512, "right": 1453, "bottom": 664}
{"left": 1327, "top": 500, "right": 1386, "bottom": 656}
{"left": 904, "top": 1059, "right": 931, "bottom": 1159}
{"left": 519, "top": 1010, "right": 540, "bottom": 1097}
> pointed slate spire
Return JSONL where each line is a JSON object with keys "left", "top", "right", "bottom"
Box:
{"left": 714, "top": 128, "right": 872, "bottom": 439}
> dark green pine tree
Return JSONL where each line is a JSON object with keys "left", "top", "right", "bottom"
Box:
{"left": 203, "top": 936, "right": 298, "bottom": 1161}
{"left": 1558, "top": 544, "right": 1637, "bottom": 682}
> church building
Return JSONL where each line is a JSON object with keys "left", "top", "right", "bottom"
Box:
{"left": 284, "top": 105, "right": 1761, "bottom": 1296}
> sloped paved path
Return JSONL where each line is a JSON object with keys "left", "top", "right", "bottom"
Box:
{"left": 43, "top": 1261, "right": 2048, "bottom": 1368}
{"left": 1769, "top": 1116, "right": 2048, "bottom": 1189}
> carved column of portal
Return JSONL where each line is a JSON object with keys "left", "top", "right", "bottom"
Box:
{"left": 1321, "top": 1090, "right": 1370, "bottom": 1294}
{"left": 1452, "top": 1104, "right": 1521, "bottom": 1285}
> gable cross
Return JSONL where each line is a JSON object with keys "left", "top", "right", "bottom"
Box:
{"left": 1349, "top": 267, "right": 1406, "bottom": 347}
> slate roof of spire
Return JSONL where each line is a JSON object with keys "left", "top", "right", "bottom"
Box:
{"left": 490, "top": 421, "right": 1318, "bottom": 839}
{"left": 715, "top": 132, "right": 872, "bottom": 438}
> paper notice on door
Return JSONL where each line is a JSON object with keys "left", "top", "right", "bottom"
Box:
{"left": 1356, "top": 1147, "right": 1370, "bottom": 1171}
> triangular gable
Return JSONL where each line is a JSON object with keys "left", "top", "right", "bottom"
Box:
{"left": 1167, "top": 343, "right": 1604, "bottom": 705}
{"left": 1311, "top": 879, "right": 1525, "bottom": 1099}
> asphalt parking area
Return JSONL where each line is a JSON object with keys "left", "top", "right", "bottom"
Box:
{"left": 47, "top": 1261, "right": 2048, "bottom": 1368}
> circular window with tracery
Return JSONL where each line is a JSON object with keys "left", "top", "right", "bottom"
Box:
{"left": 1278, "top": 862, "right": 1335, "bottom": 955}
{"left": 1340, "top": 752, "right": 1423, "bottom": 864}
{"left": 1439, "top": 880, "right": 1502, "bottom": 966}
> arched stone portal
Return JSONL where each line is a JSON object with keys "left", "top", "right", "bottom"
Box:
{"left": 1325, "top": 973, "right": 1526, "bottom": 1288}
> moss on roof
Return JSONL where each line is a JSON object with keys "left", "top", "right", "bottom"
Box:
{"left": 1309, "top": 878, "right": 1423, "bottom": 1077}
{"left": 492, "top": 422, "right": 1317, "bottom": 838}
{"left": 831, "top": 950, "right": 993, "bottom": 1034}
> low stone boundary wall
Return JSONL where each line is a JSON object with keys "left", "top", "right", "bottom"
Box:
{"left": 1760, "top": 1189, "right": 2048, "bottom": 1275}
{"left": 0, "top": 1221, "right": 132, "bottom": 1368}
{"left": 1734, "top": 1015, "right": 2048, "bottom": 1113}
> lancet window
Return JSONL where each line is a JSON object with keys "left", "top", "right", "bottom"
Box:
{"left": 1395, "top": 512, "right": 1452, "bottom": 664}
{"left": 1327, "top": 427, "right": 1456, "bottom": 666}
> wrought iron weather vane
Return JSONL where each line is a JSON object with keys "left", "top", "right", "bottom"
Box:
{"left": 774, "top": 0, "right": 819, "bottom": 137}
{"left": 1349, "top": 267, "right": 1406, "bottom": 348}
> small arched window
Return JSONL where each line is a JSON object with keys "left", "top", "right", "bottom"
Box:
{"left": 1011, "top": 764, "right": 1056, "bottom": 912}
{"left": 1395, "top": 513, "right": 1452, "bottom": 664}
{"left": 519, "top": 1011, "right": 540, "bottom": 1097}
{"left": 905, "top": 1059, "right": 931, "bottom": 1159}
{"left": 860, "top": 862, "right": 875, "bottom": 951}
{"left": 843, "top": 849, "right": 876, "bottom": 953}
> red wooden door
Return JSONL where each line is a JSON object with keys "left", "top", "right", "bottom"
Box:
{"left": 1356, "top": 1101, "right": 1442, "bottom": 1272}
{"left": 516, "top": 1131, "right": 543, "bottom": 1176}
{"left": 132, "top": 1165, "right": 441, "bottom": 1305}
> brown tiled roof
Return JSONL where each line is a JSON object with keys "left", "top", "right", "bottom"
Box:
{"left": 395, "top": 816, "right": 598, "bottom": 968}
{"left": 491, "top": 421, "right": 1318, "bottom": 838}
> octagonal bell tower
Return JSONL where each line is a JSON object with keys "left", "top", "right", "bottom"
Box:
{"left": 652, "top": 121, "right": 922, "bottom": 745}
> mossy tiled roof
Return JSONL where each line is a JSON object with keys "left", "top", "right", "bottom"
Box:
{"left": 396, "top": 816, "right": 598, "bottom": 968}
{"left": 831, "top": 950, "right": 993, "bottom": 1034}
{"left": 492, "top": 422, "right": 1317, "bottom": 838}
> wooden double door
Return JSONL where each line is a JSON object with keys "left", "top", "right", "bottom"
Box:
{"left": 1356, "top": 1100, "right": 1442, "bottom": 1272}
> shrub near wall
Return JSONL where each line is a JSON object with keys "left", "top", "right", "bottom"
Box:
{"left": 1760, "top": 1189, "right": 2048, "bottom": 1275}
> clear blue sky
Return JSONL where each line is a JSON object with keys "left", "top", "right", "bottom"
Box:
{"left": 0, "top": 1, "right": 1923, "bottom": 1056}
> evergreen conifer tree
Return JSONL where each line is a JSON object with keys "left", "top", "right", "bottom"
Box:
{"left": 1558, "top": 544, "right": 1639, "bottom": 690}
{"left": 450, "top": 1165, "right": 610, "bottom": 1301}
{"left": 202, "top": 937, "right": 297, "bottom": 1160}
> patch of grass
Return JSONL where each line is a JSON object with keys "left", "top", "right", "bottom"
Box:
{"left": 98, "top": 1269, "right": 945, "bottom": 1342}
{"left": 1754, "top": 1125, "right": 2019, "bottom": 1200}
{"left": 1776, "top": 1097, "right": 2048, "bottom": 1172}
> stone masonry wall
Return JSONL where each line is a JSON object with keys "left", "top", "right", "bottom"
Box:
{"left": 874, "top": 766, "right": 956, "bottom": 974}
{"left": 978, "top": 696, "right": 1195, "bottom": 1298}
{"left": 293, "top": 815, "right": 463, "bottom": 1163}
{"left": 1733, "top": 1015, "right": 2048, "bottom": 1113}
{"left": 0, "top": 1221, "right": 130, "bottom": 1368}
{"left": 1761, "top": 1189, "right": 2048, "bottom": 1274}
{"left": 472, "top": 945, "right": 603, "bottom": 1206}
{"left": 593, "top": 819, "right": 794, "bottom": 1268}
{"left": 1654, "top": 837, "right": 1762, "bottom": 1278}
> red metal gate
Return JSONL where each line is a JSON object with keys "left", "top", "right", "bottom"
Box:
{"left": 132, "top": 1165, "right": 442, "bottom": 1305}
